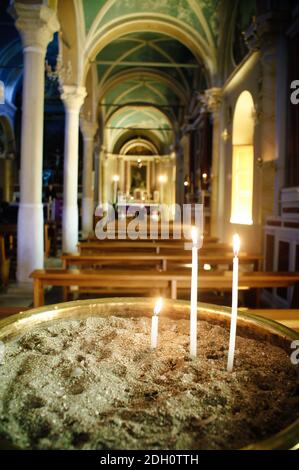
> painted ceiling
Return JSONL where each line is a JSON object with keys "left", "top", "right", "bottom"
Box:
{"left": 0, "top": 0, "right": 255, "bottom": 155}
{"left": 96, "top": 30, "right": 201, "bottom": 152}
{"left": 78, "top": 0, "right": 221, "bottom": 153}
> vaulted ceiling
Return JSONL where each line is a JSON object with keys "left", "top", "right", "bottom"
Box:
{"left": 0, "top": 0, "right": 256, "bottom": 156}
{"left": 79, "top": 0, "right": 221, "bottom": 154}
{"left": 95, "top": 30, "right": 203, "bottom": 153}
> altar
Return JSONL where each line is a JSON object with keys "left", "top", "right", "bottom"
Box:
{"left": 116, "top": 200, "right": 160, "bottom": 217}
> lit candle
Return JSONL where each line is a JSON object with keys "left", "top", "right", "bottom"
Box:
{"left": 227, "top": 234, "right": 241, "bottom": 372}
{"left": 151, "top": 297, "right": 163, "bottom": 349}
{"left": 190, "top": 226, "right": 199, "bottom": 358}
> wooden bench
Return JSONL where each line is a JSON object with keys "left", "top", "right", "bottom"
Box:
{"left": 244, "top": 309, "right": 299, "bottom": 332}
{"left": 0, "top": 306, "right": 30, "bottom": 318}
{"left": 61, "top": 252, "right": 263, "bottom": 271}
{"left": 87, "top": 231, "right": 219, "bottom": 243}
{"left": 0, "top": 223, "right": 51, "bottom": 258}
{"left": 78, "top": 240, "right": 230, "bottom": 255}
{"left": 30, "top": 269, "right": 299, "bottom": 307}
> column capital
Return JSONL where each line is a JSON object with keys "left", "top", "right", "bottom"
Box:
{"left": 244, "top": 11, "right": 290, "bottom": 52}
{"left": 61, "top": 85, "right": 87, "bottom": 113}
{"left": 11, "top": 3, "right": 59, "bottom": 53}
{"left": 80, "top": 118, "right": 98, "bottom": 140}
{"left": 200, "top": 87, "right": 222, "bottom": 114}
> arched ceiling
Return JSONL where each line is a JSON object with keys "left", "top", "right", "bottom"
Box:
{"left": 94, "top": 29, "right": 206, "bottom": 155}
{"left": 77, "top": 2, "right": 220, "bottom": 156}
{"left": 95, "top": 30, "right": 201, "bottom": 153}
{"left": 83, "top": 0, "right": 219, "bottom": 42}
{"left": 105, "top": 104, "right": 172, "bottom": 154}
{"left": 0, "top": 0, "right": 256, "bottom": 159}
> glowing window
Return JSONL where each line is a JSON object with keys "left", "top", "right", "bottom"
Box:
{"left": 230, "top": 91, "right": 254, "bottom": 225}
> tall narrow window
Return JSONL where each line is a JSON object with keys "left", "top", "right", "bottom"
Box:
{"left": 230, "top": 91, "right": 254, "bottom": 225}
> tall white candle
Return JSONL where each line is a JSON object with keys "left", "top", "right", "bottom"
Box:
{"left": 190, "top": 226, "right": 199, "bottom": 358}
{"left": 151, "top": 297, "right": 163, "bottom": 349}
{"left": 227, "top": 234, "right": 241, "bottom": 372}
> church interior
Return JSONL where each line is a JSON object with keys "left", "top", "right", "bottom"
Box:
{"left": 0, "top": 0, "right": 299, "bottom": 315}
{"left": 0, "top": 0, "right": 298, "bottom": 311}
{"left": 0, "top": 0, "right": 299, "bottom": 451}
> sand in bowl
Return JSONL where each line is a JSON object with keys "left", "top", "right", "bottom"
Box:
{"left": 0, "top": 314, "right": 298, "bottom": 450}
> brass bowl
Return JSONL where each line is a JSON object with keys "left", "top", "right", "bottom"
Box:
{"left": 0, "top": 297, "right": 298, "bottom": 450}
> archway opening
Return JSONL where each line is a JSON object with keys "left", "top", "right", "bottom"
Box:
{"left": 230, "top": 90, "right": 254, "bottom": 225}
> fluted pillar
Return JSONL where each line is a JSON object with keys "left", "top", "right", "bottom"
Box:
{"left": 12, "top": 3, "right": 59, "bottom": 282}
{"left": 61, "top": 86, "right": 86, "bottom": 253}
{"left": 80, "top": 119, "right": 97, "bottom": 238}
{"left": 202, "top": 88, "right": 222, "bottom": 236}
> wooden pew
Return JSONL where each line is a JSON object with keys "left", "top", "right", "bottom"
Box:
{"left": 61, "top": 252, "right": 263, "bottom": 271}
{"left": 244, "top": 309, "right": 299, "bottom": 332}
{"left": 0, "top": 223, "right": 51, "bottom": 258}
{"left": 30, "top": 269, "right": 299, "bottom": 307}
{"left": 78, "top": 240, "right": 230, "bottom": 255}
{"left": 0, "top": 306, "right": 30, "bottom": 318}
{"left": 87, "top": 231, "right": 219, "bottom": 243}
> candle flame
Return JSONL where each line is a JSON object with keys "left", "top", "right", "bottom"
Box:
{"left": 154, "top": 297, "right": 163, "bottom": 316}
{"left": 191, "top": 226, "right": 198, "bottom": 245}
{"left": 233, "top": 233, "right": 241, "bottom": 256}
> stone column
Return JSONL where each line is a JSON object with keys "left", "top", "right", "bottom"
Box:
{"left": 119, "top": 156, "right": 125, "bottom": 193}
{"left": 61, "top": 86, "right": 86, "bottom": 253}
{"left": 102, "top": 153, "right": 109, "bottom": 205}
{"left": 151, "top": 159, "right": 156, "bottom": 194}
{"left": 202, "top": 88, "right": 222, "bottom": 236}
{"left": 93, "top": 139, "right": 100, "bottom": 206}
{"left": 2, "top": 158, "right": 13, "bottom": 202}
{"left": 96, "top": 145, "right": 105, "bottom": 205}
{"left": 174, "top": 132, "right": 185, "bottom": 206}
{"left": 126, "top": 159, "right": 131, "bottom": 195}
{"left": 244, "top": 10, "right": 289, "bottom": 224}
{"left": 12, "top": 3, "right": 59, "bottom": 282}
{"left": 80, "top": 119, "right": 97, "bottom": 238}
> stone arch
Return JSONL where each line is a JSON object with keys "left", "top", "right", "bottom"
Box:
{"left": 57, "top": 0, "right": 85, "bottom": 85}
{"left": 97, "top": 68, "right": 188, "bottom": 106}
{"left": 119, "top": 138, "right": 158, "bottom": 156}
{"left": 83, "top": 16, "right": 216, "bottom": 85}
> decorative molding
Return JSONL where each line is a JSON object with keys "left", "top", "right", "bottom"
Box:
{"left": 45, "top": 53, "right": 72, "bottom": 86}
{"left": 244, "top": 11, "right": 290, "bottom": 52}
{"left": 60, "top": 85, "right": 87, "bottom": 113}
{"left": 199, "top": 87, "right": 222, "bottom": 114}
{"left": 11, "top": 3, "right": 59, "bottom": 53}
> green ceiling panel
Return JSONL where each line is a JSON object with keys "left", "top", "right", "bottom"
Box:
{"left": 97, "top": 0, "right": 207, "bottom": 40}
{"left": 82, "top": 0, "right": 107, "bottom": 32}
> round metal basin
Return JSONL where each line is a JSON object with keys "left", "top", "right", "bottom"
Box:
{"left": 0, "top": 297, "right": 298, "bottom": 450}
